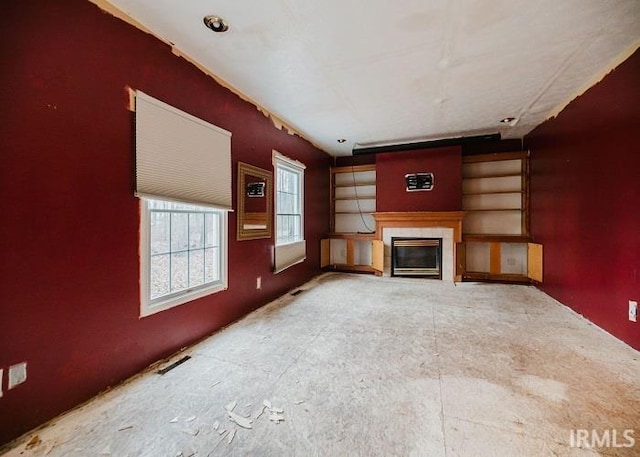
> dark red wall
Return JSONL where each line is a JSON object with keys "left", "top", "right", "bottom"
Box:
{"left": 0, "top": 0, "right": 330, "bottom": 444}
{"left": 526, "top": 49, "right": 640, "bottom": 350}
{"left": 376, "top": 147, "right": 462, "bottom": 212}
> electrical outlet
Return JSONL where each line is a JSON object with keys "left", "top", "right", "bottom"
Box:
{"left": 629, "top": 300, "right": 637, "bottom": 322}
{"left": 256, "top": 276, "right": 261, "bottom": 290}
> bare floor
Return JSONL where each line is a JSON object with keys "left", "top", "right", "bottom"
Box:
{"left": 3, "top": 273, "right": 639, "bottom": 457}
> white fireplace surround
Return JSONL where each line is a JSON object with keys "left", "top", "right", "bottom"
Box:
{"left": 383, "top": 228, "right": 454, "bottom": 280}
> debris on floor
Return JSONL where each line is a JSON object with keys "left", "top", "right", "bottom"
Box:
{"left": 268, "top": 411, "right": 285, "bottom": 423}
{"left": 208, "top": 398, "right": 287, "bottom": 448}
{"left": 227, "top": 410, "right": 253, "bottom": 429}
{"left": 170, "top": 415, "right": 197, "bottom": 423}
{"left": 263, "top": 399, "right": 285, "bottom": 424}
{"left": 251, "top": 405, "right": 266, "bottom": 421}
{"left": 43, "top": 440, "right": 59, "bottom": 455}
{"left": 25, "top": 435, "right": 42, "bottom": 450}
{"left": 176, "top": 450, "right": 195, "bottom": 457}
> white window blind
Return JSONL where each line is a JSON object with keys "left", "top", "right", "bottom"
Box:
{"left": 135, "top": 91, "right": 232, "bottom": 210}
{"left": 274, "top": 240, "right": 306, "bottom": 273}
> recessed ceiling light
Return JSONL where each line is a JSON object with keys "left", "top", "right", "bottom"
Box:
{"left": 500, "top": 117, "right": 518, "bottom": 125}
{"left": 203, "top": 15, "right": 229, "bottom": 33}
{"left": 337, "top": 139, "right": 347, "bottom": 143}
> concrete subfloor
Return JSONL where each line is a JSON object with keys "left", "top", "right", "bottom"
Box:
{"left": 2, "top": 273, "right": 639, "bottom": 457}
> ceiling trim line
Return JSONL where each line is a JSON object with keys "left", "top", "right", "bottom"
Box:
{"left": 543, "top": 39, "right": 640, "bottom": 123}
{"left": 352, "top": 133, "right": 501, "bottom": 155}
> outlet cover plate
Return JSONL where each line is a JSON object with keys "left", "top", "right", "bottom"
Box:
{"left": 8, "top": 362, "right": 27, "bottom": 390}
{"left": 629, "top": 300, "right": 638, "bottom": 322}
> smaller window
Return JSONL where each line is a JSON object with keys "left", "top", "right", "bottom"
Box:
{"left": 140, "top": 198, "right": 227, "bottom": 316}
{"left": 276, "top": 163, "right": 303, "bottom": 245}
{"left": 273, "top": 151, "right": 306, "bottom": 273}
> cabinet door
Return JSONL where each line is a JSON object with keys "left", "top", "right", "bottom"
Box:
{"left": 371, "top": 240, "right": 384, "bottom": 273}
{"left": 456, "top": 242, "right": 466, "bottom": 278}
{"left": 527, "top": 243, "right": 543, "bottom": 282}
{"left": 320, "top": 239, "right": 331, "bottom": 268}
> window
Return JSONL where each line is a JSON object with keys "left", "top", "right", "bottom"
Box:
{"left": 273, "top": 151, "right": 306, "bottom": 272}
{"left": 276, "top": 164, "right": 302, "bottom": 244}
{"left": 135, "top": 90, "right": 231, "bottom": 316}
{"left": 140, "top": 199, "right": 228, "bottom": 316}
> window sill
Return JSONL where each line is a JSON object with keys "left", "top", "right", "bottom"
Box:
{"left": 140, "top": 281, "right": 227, "bottom": 318}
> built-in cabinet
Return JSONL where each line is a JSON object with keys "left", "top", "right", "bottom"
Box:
{"left": 320, "top": 155, "right": 542, "bottom": 283}
{"left": 321, "top": 165, "right": 377, "bottom": 273}
{"left": 459, "top": 152, "right": 542, "bottom": 283}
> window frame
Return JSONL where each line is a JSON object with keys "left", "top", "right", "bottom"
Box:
{"left": 274, "top": 155, "right": 305, "bottom": 246}
{"left": 273, "top": 151, "right": 306, "bottom": 273}
{"left": 139, "top": 198, "right": 228, "bottom": 317}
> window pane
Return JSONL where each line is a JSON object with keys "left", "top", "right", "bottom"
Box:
{"left": 146, "top": 199, "right": 225, "bottom": 307}
{"left": 189, "top": 249, "right": 205, "bottom": 287}
{"left": 150, "top": 254, "right": 170, "bottom": 299}
{"left": 150, "top": 211, "right": 170, "bottom": 255}
{"left": 170, "top": 251, "right": 188, "bottom": 292}
{"left": 205, "top": 213, "right": 215, "bottom": 247}
{"left": 171, "top": 213, "right": 189, "bottom": 252}
{"left": 275, "top": 163, "right": 302, "bottom": 245}
{"left": 205, "top": 247, "right": 219, "bottom": 283}
{"left": 277, "top": 214, "right": 301, "bottom": 243}
{"left": 278, "top": 191, "right": 295, "bottom": 214}
{"left": 189, "top": 213, "right": 204, "bottom": 249}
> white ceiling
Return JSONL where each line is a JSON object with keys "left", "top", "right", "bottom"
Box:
{"left": 102, "top": 0, "right": 640, "bottom": 156}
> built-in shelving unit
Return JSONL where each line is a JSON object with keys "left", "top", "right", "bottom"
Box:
{"left": 459, "top": 152, "right": 542, "bottom": 283}
{"left": 321, "top": 165, "right": 376, "bottom": 273}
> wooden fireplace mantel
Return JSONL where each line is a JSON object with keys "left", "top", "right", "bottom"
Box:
{"left": 372, "top": 212, "right": 465, "bottom": 242}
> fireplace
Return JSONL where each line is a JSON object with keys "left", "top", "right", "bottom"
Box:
{"left": 391, "top": 237, "right": 442, "bottom": 279}
{"left": 372, "top": 212, "right": 464, "bottom": 281}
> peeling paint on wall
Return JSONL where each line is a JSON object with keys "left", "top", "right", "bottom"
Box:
{"left": 544, "top": 40, "right": 640, "bottom": 122}
{"left": 87, "top": 0, "right": 326, "bottom": 154}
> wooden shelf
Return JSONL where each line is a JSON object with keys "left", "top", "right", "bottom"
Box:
{"left": 335, "top": 211, "right": 375, "bottom": 215}
{"left": 324, "top": 264, "right": 376, "bottom": 274}
{"left": 326, "top": 232, "right": 375, "bottom": 240}
{"left": 331, "top": 164, "right": 376, "bottom": 174}
{"left": 334, "top": 181, "right": 376, "bottom": 188}
{"left": 463, "top": 234, "right": 531, "bottom": 243}
{"left": 328, "top": 165, "right": 377, "bottom": 273}
{"left": 462, "top": 173, "right": 522, "bottom": 180}
{"left": 334, "top": 196, "right": 376, "bottom": 201}
{"left": 463, "top": 208, "right": 522, "bottom": 212}
{"left": 460, "top": 152, "right": 532, "bottom": 284}
{"left": 463, "top": 272, "right": 530, "bottom": 283}
{"left": 462, "top": 190, "right": 523, "bottom": 196}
